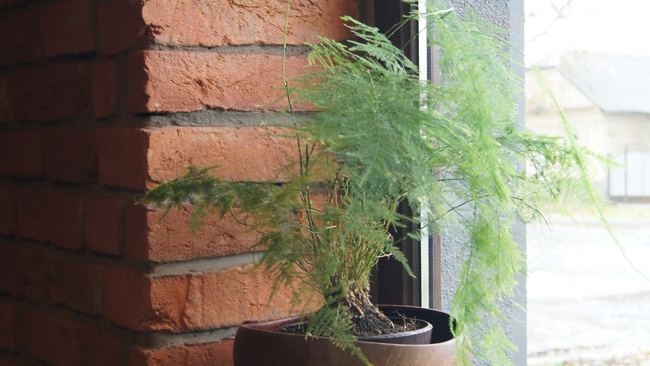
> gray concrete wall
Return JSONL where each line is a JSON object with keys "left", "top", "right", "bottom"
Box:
{"left": 439, "top": 0, "right": 527, "bottom": 364}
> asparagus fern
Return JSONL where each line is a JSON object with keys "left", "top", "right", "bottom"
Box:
{"left": 142, "top": 3, "right": 608, "bottom": 365}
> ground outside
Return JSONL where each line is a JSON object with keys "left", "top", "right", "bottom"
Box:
{"left": 527, "top": 204, "right": 650, "bottom": 366}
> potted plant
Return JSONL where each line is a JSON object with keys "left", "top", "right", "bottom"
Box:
{"left": 141, "top": 2, "right": 607, "bottom": 365}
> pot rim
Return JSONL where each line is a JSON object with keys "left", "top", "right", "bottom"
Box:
{"left": 238, "top": 305, "right": 456, "bottom": 348}
{"left": 357, "top": 318, "right": 432, "bottom": 341}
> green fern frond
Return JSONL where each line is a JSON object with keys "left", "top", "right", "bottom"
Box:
{"left": 140, "top": 3, "right": 612, "bottom": 366}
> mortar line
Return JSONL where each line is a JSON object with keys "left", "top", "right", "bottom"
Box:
{"left": 143, "top": 44, "right": 312, "bottom": 55}
{"left": 149, "top": 252, "right": 263, "bottom": 278}
{"left": 137, "top": 326, "right": 239, "bottom": 349}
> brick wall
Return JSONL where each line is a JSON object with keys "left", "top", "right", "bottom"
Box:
{"left": 0, "top": 1, "right": 359, "bottom": 365}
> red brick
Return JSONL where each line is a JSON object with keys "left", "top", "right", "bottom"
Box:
{"left": 123, "top": 204, "right": 148, "bottom": 260}
{"left": 43, "top": 129, "right": 97, "bottom": 183}
{"left": 6, "top": 62, "right": 90, "bottom": 122}
{"left": 180, "top": 265, "right": 294, "bottom": 330}
{"left": 48, "top": 261, "right": 103, "bottom": 314}
{"left": 0, "top": 300, "right": 17, "bottom": 351}
{"left": 0, "top": 244, "right": 44, "bottom": 301}
{"left": 98, "top": 0, "right": 145, "bottom": 55}
{"left": 103, "top": 264, "right": 294, "bottom": 332}
{"left": 22, "top": 309, "right": 77, "bottom": 366}
{"left": 125, "top": 203, "right": 257, "bottom": 263}
{"left": 102, "top": 266, "right": 151, "bottom": 330}
{"left": 0, "top": 186, "right": 17, "bottom": 235}
{"left": 147, "top": 126, "right": 299, "bottom": 184}
{"left": 141, "top": 0, "right": 358, "bottom": 47}
{"left": 128, "top": 51, "right": 310, "bottom": 113}
{"left": 0, "top": 130, "right": 42, "bottom": 178}
{"left": 78, "top": 325, "right": 124, "bottom": 366}
{"left": 103, "top": 266, "right": 148, "bottom": 329}
{"left": 92, "top": 60, "right": 117, "bottom": 118}
{"left": 98, "top": 127, "right": 298, "bottom": 190}
{"left": 102, "top": 266, "right": 185, "bottom": 331}
{"left": 148, "top": 275, "right": 193, "bottom": 331}
{"left": 130, "top": 340, "right": 234, "bottom": 366}
{"left": 24, "top": 253, "right": 46, "bottom": 303}
{"left": 0, "top": 0, "right": 25, "bottom": 7}
{"left": 0, "top": 357, "right": 20, "bottom": 366}
{"left": 0, "top": 77, "right": 9, "bottom": 124}
{"left": 40, "top": 0, "right": 93, "bottom": 58}
{"left": 18, "top": 186, "right": 84, "bottom": 250}
{"left": 84, "top": 197, "right": 122, "bottom": 255}
{"left": 0, "top": 11, "right": 42, "bottom": 67}
{"left": 0, "top": 244, "right": 31, "bottom": 297}
{"left": 97, "top": 128, "right": 150, "bottom": 190}
{"left": 0, "top": 0, "right": 30, "bottom": 8}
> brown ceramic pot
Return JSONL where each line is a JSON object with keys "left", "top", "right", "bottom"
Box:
{"left": 233, "top": 305, "right": 458, "bottom": 366}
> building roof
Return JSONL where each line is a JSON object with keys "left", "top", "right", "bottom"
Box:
{"left": 558, "top": 51, "right": 650, "bottom": 114}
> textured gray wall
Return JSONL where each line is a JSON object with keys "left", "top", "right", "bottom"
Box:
{"left": 438, "top": 0, "right": 527, "bottom": 365}
{"left": 509, "top": 0, "right": 527, "bottom": 363}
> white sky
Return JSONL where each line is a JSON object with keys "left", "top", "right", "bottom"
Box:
{"left": 525, "top": 0, "right": 650, "bottom": 65}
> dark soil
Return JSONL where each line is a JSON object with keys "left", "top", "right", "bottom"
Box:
{"left": 277, "top": 290, "right": 421, "bottom": 337}
{"left": 278, "top": 312, "right": 422, "bottom": 337}
{"left": 348, "top": 306, "right": 420, "bottom": 337}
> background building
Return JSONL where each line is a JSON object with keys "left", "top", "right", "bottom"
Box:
{"left": 526, "top": 51, "right": 650, "bottom": 201}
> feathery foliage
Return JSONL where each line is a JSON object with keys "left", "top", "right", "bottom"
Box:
{"left": 141, "top": 2, "right": 609, "bottom": 365}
